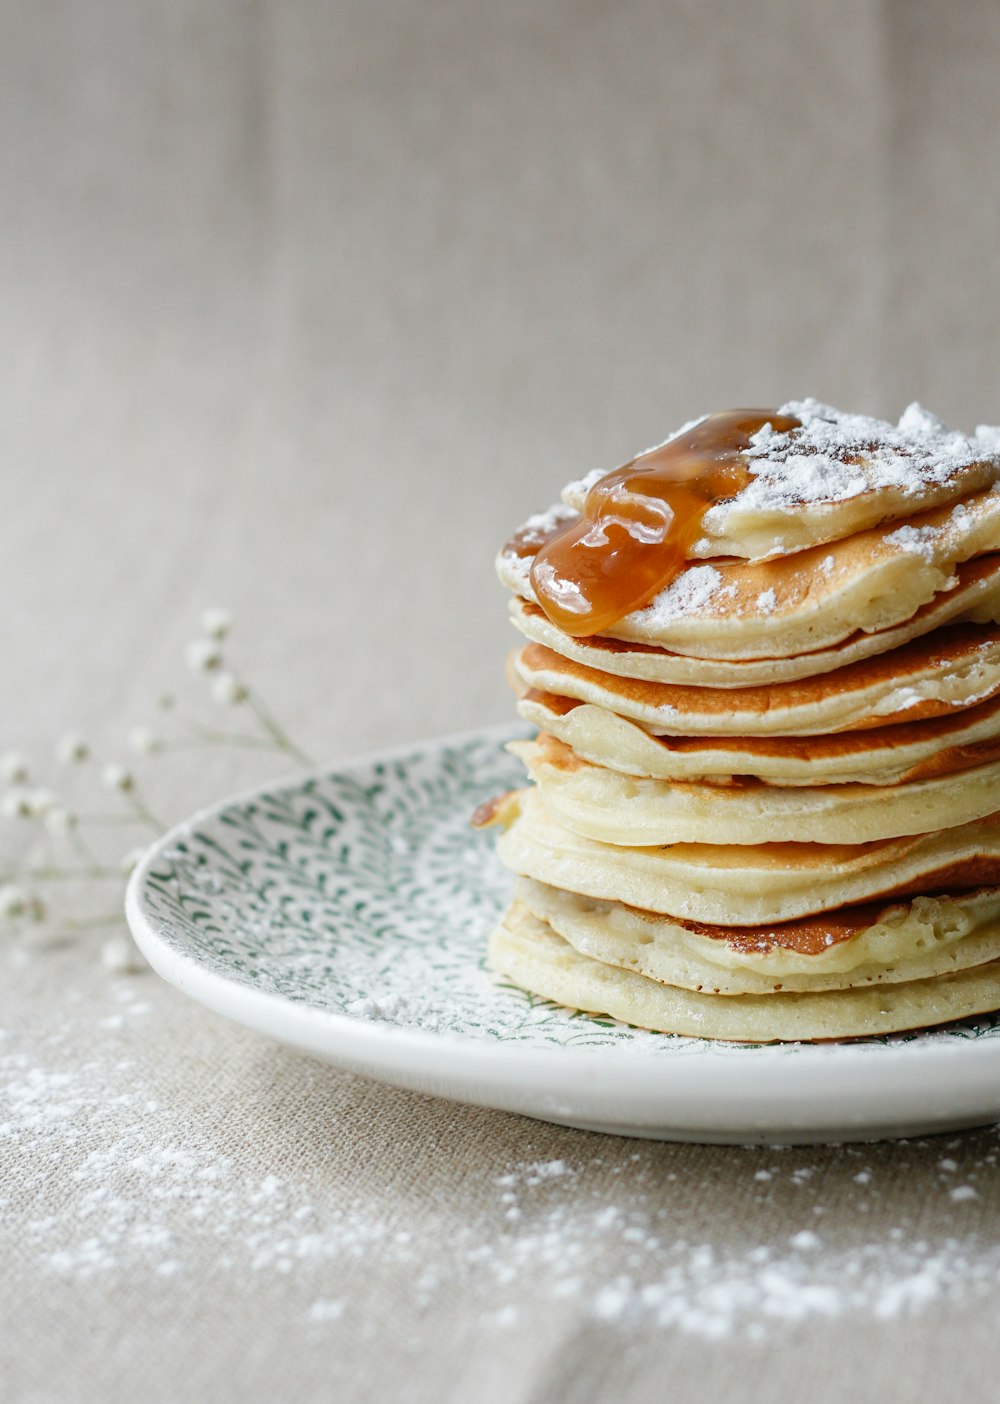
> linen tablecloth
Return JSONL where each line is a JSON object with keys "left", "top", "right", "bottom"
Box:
{"left": 4, "top": 3, "right": 1000, "bottom": 1399}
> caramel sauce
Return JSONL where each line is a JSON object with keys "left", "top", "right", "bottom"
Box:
{"left": 701, "top": 904, "right": 890, "bottom": 956}
{"left": 624, "top": 897, "right": 885, "bottom": 956}
{"left": 470, "top": 790, "right": 520, "bottom": 830}
{"left": 470, "top": 795, "right": 505, "bottom": 829}
{"left": 641, "top": 890, "right": 996, "bottom": 956}
{"left": 521, "top": 409, "right": 799, "bottom": 637}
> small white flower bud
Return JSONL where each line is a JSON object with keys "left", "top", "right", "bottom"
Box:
{"left": 128, "top": 725, "right": 160, "bottom": 755}
{"left": 0, "top": 884, "right": 27, "bottom": 918}
{"left": 200, "top": 608, "right": 233, "bottom": 641}
{"left": 0, "top": 753, "right": 30, "bottom": 784}
{"left": 210, "top": 672, "right": 248, "bottom": 706}
{"left": 186, "top": 640, "right": 223, "bottom": 673}
{"left": 44, "top": 806, "right": 78, "bottom": 836}
{"left": 26, "top": 788, "right": 57, "bottom": 819}
{"left": 0, "top": 885, "right": 41, "bottom": 920}
{"left": 101, "top": 763, "right": 134, "bottom": 793}
{"left": 56, "top": 734, "right": 90, "bottom": 765}
{"left": 1, "top": 788, "right": 33, "bottom": 819}
{"left": 120, "top": 846, "right": 148, "bottom": 874}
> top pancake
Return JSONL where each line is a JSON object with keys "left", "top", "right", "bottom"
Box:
{"left": 561, "top": 401, "right": 1000, "bottom": 561}
{"left": 499, "top": 481, "right": 1000, "bottom": 659}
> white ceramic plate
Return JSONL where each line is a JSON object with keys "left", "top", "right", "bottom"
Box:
{"left": 126, "top": 725, "right": 1000, "bottom": 1145}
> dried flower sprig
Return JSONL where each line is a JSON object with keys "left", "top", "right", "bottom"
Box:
{"left": 1, "top": 610, "right": 315, "bottom": 970}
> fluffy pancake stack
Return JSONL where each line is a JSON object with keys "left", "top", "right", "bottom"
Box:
{"left": 482, "top": 400, "right": 1000, "bottom": 1040}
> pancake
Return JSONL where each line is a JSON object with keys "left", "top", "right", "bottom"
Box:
{"left": 490, "top": 902, "right": 1000, "bottom": 1042}
{"left": 514, "top": 624, "right": 1000, "bottom": 738}
{"left": 512, "top": 735, "right": 1000, "bottom": 845}
{"left": 508, "top": 554, "right": 1000, "bottom": 687}
{"left": 498, "top": 484, "right": 1000, "bottom": 659}
{"left": 559, "top": 401, "right": 1000, "bottom": 562}
{"left": 516, "top": 876, "right": 1000, "bottom": 995}
{"left": 497, "top": 786, "right": 1000, "bottom": 925}
{"left": 518, "top": 690, "right": 1000, "bottom": 787}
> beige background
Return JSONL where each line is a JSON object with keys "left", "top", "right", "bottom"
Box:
{"left": 3, "top": 2, "right": 1000, "bottom": 1400}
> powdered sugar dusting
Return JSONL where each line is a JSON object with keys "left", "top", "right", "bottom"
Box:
{"left": 8, "top": 1027, "right": 1000, "bottom": 1343}
{"left": 518, "top": 503, "right": 576, "bottom": 546}
{"left": 501, "top": 502, "right": 577, "bottom": 594}
{"left": 975, "top": 424, "right": 1000, "bottom": 454}
{"left": 884, "top": 523, "right": 945, "bottom": 563}
{"left": 562, "top": 466, "right": 606, "bottom": 502}
{"left": 715, "top": 399, "right": 996, "bottom": 519}
{"left": 629, "top": 565, "right": 725, "bottom": 628}
{"left": 468, "top": 1146, "right": 1000, "bottom": 1338}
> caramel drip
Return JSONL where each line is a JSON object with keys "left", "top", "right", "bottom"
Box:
{"left": 470, "top": 795, "right": 507, "bottom": 829}
{"left": 523, "top": 409, "right": 799, "bottom": 637}
{"left": 667, "top": 885, "right": 998, "bottom": 956}
{"left": 470, "top": 790, "right": 520, "bottom": 830}
{"left": 690, "top": 903, "right": 896, "bottom": 956}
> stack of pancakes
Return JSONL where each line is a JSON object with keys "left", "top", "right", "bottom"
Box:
{"left": 483, "top": 401, "right": 1000, "bottom": 1040}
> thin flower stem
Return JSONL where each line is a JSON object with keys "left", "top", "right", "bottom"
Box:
{"left": 124, "top": 785, "right": 167, "bottom": 834}
{"left": 163, "top": 705, "right": 289, "bottom": 754}
{"left": 159, "top": 735, "right": 276, "bottom": 753}
{"left": 172, "top": 714, "right": 209, "bottom": 739}
{"left": 3, "top": 628, "right": 317, "bottom": 963}
{"left": 166, "top": 708, "right": 233, "bottom": 742}
{"left": 244, "top": 688, "right": 314, "bottom": 768}
{"left": 132, "top": 803, "right": 165, "bottom": 833}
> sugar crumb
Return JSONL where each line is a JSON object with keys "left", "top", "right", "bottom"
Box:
{"left": 789, "top": 1230, "right": 821, "bottom": 1251}
{"left": 308, "top": 1299, "right": 345, "bottom": 1323}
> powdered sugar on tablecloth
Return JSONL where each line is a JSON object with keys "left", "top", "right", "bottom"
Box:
{"left": 4, "top": 1024, "right": 999, "bottom": 1342}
